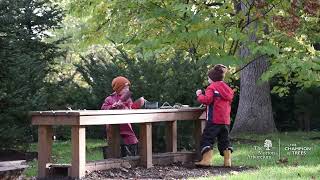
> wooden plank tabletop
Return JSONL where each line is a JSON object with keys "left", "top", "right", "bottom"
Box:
{"left": 30, "top": 108, "right": 205, "bottom": 116}
{"left": 31, "top": 108, "right": 206, "bottom": 126}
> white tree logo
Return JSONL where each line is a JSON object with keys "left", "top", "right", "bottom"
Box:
{"left": 264, "top": 139, "right": 272, "bottom": 150}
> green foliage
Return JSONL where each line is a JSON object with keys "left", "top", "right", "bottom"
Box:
{"left": 270, "top": 76, "right": 320, "bottom": 131}
{"left": 0, "top": 0, "right": 63, "bottom": 149}
{"left": 67, "top": 0, "right": 243, "bottom": 64}
{"left": 294, "top": 86, "right": 320, "bottom": 130}
{"left": 75, "top": 46, "right": 213, "bottom": 150}
{"left": 76, "top": 47, "right": 208, "bottom": 106}
{"left": 1, "top": 0, "right": 319, "bottom": 150}
{"left": 66, "top": 0, "right": 320, "bottom": 90}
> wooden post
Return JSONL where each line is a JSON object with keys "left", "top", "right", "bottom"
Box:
{"left": 139, "top": 123, "right": 152, "bottom": 168}
{"left": 70, "top": 125, "right": 86, "bottom": 178}
{"left": 194, "top": 119, "right": 206, "bottom": 158}
{"left": 37, "top": 125, "right": 53, "bottom": 178}
{"left": 108, "top": 125, "right": 121, "bottom": 158}
{"left": 165, "top": 121, "right": 177, "bottom": 152}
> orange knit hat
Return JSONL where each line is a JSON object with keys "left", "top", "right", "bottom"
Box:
{"left": 112, "top": 76, "right": 131, "bottom": 94}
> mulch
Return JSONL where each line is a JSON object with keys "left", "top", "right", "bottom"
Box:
{"left": 84, "top": 162, "right": 255, "bottom": 180}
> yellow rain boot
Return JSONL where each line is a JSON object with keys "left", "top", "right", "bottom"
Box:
{"left": 223, "top": 149, "right": 231, "bottom": 167}
{"left": 195, "top": 150, "right": 213, "bottom": 167}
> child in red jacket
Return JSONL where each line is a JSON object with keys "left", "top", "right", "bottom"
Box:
{"left": 101, "top": 76, "right": 144, "bottom": 157}
{"left": 195, "top": 64, "right": 234, "bottom": 167}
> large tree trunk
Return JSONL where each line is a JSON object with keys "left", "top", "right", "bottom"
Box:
{"left": 231, "top": 0, "right": 277, "bottom": 135}
{"left": 231, "top": 56, "right": 277, "bottom": 135}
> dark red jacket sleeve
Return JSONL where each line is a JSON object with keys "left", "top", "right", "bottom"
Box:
{"left": 101, "top": 97, "right": 113, "bottom": 110}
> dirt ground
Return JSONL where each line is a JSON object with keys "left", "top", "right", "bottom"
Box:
{"left": 25, "top": 164, "right": 253, "bottom": 180}
{"left": 84, "top": 162, "right": 255, "bottom": 180}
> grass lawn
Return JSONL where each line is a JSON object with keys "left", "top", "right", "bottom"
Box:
{"left": 196, "top": 131, "right": 320, "bottom": 180}
{"left": 24, "top": 132, "right": 320, "bottom": 179}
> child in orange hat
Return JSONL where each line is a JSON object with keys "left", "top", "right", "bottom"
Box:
{"left": 101, "top": 76, "right": 145, "bottom": 157}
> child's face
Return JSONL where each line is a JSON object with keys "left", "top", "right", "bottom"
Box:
{"left": 119, "top": 84, "right": 130, "bottom": 95}
{"left": 208, "top": 76, "right": 213, "bottom": 84}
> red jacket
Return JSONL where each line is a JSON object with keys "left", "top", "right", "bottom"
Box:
{"left": 197, "top": 81, "right": 234, "bottom": 125}
{"left": 101, "top": 92, "right": 140, "bottom": 144}
{"left": 101, "top": 92, "right": 140, "bottom": 110}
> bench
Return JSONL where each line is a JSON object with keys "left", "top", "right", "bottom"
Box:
{"left": 0, "top": 160, "right": 28, "bottom": 180}
{"left": 31, "top": 108, "right": 206, "bottom": 178}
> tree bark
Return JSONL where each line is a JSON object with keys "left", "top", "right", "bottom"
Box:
{"left": 231, "top": 56, "right": 276, "bottom": 135}
{"left": 231, "top": 0, "right": 277, "bottom": 135}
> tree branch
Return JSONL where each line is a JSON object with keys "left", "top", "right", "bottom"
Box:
{"left": 191, "top": 0, "right": 223, "bottom": 7}
{"left": 232, "top": 40, "right": 239, "bottom": 55}
{"left": 228, "top": 40, "right": 235, "bottom": 55}
{"left": 233, "top": 54, "right": 265, "bottom": 74}
{"left": 205, "top": 2, "right": 223, "bottom": 6}
{"left": 241, "top": 4, "right": 276, "bottom": 32}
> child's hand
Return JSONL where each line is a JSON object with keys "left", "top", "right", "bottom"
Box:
{"left": 137, "top": 97, "right": 145, "bottom": 106}
{"left": 111, "top": 102, "right": 118, "bottom": 108}
{"left": 132, "top": 97, "right": 145, "bottom": 109}
{"left": 196, "top": 89, "right": 202, "bottom": 96}
{"left": 112, "top": 101, "right": 125, "bottom": 108}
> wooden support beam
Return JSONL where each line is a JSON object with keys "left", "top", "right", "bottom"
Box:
{"left": 108, "top": 125, "right": 121, "bottom": 158}
{"left": 37, "top": 125, "right": 52, "bottom": 178}
{"left": 139, "top": 123, "right": 152, "bottom": 168}
{"left": 165, "top": 121, "right": 177, "bottom": 152}
{"left": 51, "top": 152, "right": 196, "bottom": 176}
{"left": 194, "top": 120, "right": 206, "bottom": 158}
{"left": 199, "top": 111, "right": 206, "bottom": 120}
{"left": 86, "top": 158, "right": 139, "bottom": 172}
{"left": 70, "top": 126, "right": 86, "bottom": 178}
{"left": 32, "top": 108, "right": 206, "bottom": 178}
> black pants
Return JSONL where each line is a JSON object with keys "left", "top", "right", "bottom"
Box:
{"left": 121, "top": 143, "right": 138, "bottom": 157}
{"left": 200, "top": 122, "right": 233, "bottom": 156}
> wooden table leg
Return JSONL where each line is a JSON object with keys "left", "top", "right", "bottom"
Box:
{"left": 108, "top": 125, "right": 120, "bottom": 158}
{"left": 139, "top": 123, "right": 152, "bottom": 168}
{"left": 71, "top": 125, "right": 86, "bottom": 178}
{"left": 38, "top": 125, "right": 53, "bottom": 178}
{"left": 194, "top": 120, "right": 206, "bottom": 158}
{"left": 165, "top": 121, "right": 177, "bottom": 153}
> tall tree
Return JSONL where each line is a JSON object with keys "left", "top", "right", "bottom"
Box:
{"left": 232, "top": 0, "right": 319, "bottom": 134}
{"left": 0, "top": 0, "right": 63, "bottom": 149}
{"left": 231, "top": 1, "right": 277, "bottom": 134}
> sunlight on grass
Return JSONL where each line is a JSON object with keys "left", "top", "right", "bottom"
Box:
{"left": 196, "top": 131, "right": 320, "bottom": 179}
{"left": 200, "top": 165, "right": 320, "bottom": 180}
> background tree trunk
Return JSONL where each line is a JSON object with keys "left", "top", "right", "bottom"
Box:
{"left": 231, "top": 55, "right": 277, "bottom": 135}
{"left": 231, "top": 0, "right": 277, "bottom": 135}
